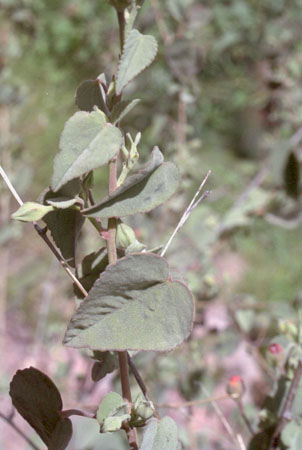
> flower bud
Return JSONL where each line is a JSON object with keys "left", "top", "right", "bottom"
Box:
{"left": 116, "top": 222, "right": 136, "bottom": 248}
{"left": 226, "top": 375, "right": 245, "bottom": 399}
{"left": 132, "top": 396, "right": 154, "bottom": 421}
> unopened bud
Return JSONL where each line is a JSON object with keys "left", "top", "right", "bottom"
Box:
{"left": 226, "top": 375, "right": 245, "bottom": 399}
{"left": 116, "top": 222, "right": 136, "bottom": 248}
{"left": 267, "top": 342, "right": 283, "bottom": 368}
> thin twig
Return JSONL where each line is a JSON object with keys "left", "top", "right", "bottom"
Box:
{"left": 237, "top": 399, "right": 255, "bottom": 436}
{"left": 0, "top": 411, "right": 41, "bottom": 450}
{"left": 201, "top": 386, "right": 246, "bottom": 450}
{"left": 161, "top": 170, "right": 211, "bottom": 257}
{"left": 127, "top": 354, "right": 150, "bottom": 402}
{"left": 156, "top": 394, "right": 230, "bottom": 409}
{"left": 0, "top": 164, "right": 88, "bottom": 298}
{"left": 268, "top": 356, "right": 302, "bottom": 449}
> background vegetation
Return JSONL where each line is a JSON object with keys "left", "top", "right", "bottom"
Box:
{"left": 0, "top": 0, "right": 301, "bottom": 449}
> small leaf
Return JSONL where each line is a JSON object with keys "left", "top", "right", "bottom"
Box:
{"left": 46, "top": 197, "right": 78, "bottom": 209}
{"left": 101, "top": 414, "right": 131, "bottom": 433}
{"left": 110, "top": 99, "right": 140, "bottom": 125}
{"left": 116, "top": 29, "right": 158, "bottom": 95}
{"left": 281, "top": 420, "right": 302, "bottom": 449}
{"left": 9, "top": 367, "right": 72, "bottom": 449}
{"left": 83, "top": 147, "right": 180, "bottom": 219}
{"left": 91, "top": 352, "right": 118, "bottom": 382}
{"left": 140, "top": 417, "right": 179, "bottom": 450}
{"left": 51, "top": 110, "right": 123, "bottom": 192}
{"left": 12, "top": 202, "right": 54, "bottom": 222}
{"left": 97, "top": 392, "right": 126, "bottom": 425}
{"left": 64, "top": 253, "right": 194, "bottom": 352}
{"left": 75, "top": 79, "right": 107, "bottom": 113}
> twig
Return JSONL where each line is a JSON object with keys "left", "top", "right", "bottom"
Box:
{"left": 237, "top": 399, "right": 255, "bottom": 436}
{"left": 127, "top": 354, "right": 150, "bottom": 402}
{"left": 268, "top": 356, "right": 302, "bottom": 449}
{"left": 156, "top": 394, "right": 230, "bottom": 409}
{"left": 161, "top": 170, "right": 211, "bottom": 257}
{"left": 201, "top": 386, "right": 246, "bottom": 450}
{"left": 0, "top": 411, "right": 41, "bottom": 450}
{"left": 0, "top": 164, "right": 88, "bottom": 298}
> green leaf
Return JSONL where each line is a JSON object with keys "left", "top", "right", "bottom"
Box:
{"left": 116, "top": 29, "right": 158, "bottom": 95}
{"left": 140, "top": 417, "right": 179, "bottom": 450}
{"left": 51, "top": 110, "right": 123, "bottom": 192}
{"left": 101, "top": 415, "right": 131, "bottom": 433}
{"left": 48, "top": 419, "right": 73, "bottom": 450}
{"left": 41, "top": 186, "right": 85, "bottom": 268}
{"left": 83, "top": 147, "right": 180, "bottom": 219}
{"left": 97, "top": 392, "right": 126, "bottom": 425}
{"left": 91, "top": 351, "right": 118, "bottom": 382}
{"left": 64, "top": 253, "right": 194, "bottom": 352}
{"left": 9, "top": 367, "right": 72, "bottom": 449}
{"left": 46, "top": 197, "right": 78, "bottom": 209}
{"left": 75, "top": 78, "right": 107, "bottom": 113}
{"left": 110, "top": 99, "right": 140, "bottom": 125}
{"left": 11, "top": 202, "right": 54, "bottom": 222}
{"left": 281, "top": 421, "right": 302, "bottom": 449}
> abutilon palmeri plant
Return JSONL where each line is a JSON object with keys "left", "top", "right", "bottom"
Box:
{"left": 5, "top": 1, "right": 197, "bottom": 448}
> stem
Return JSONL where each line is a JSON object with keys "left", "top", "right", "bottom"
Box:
{"left": 107, "top": 157, "right": 138, "bottom": 449}
{"left": 268, "top": 356, "right": 302, "bottom": 449}
{"left": 117, "top": 11, "right": 126, "bottom": 52}
{"left": 0, "top": 411, "right": 41, "bottom": 450}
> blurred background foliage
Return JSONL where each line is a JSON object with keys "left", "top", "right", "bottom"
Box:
{"left": 0, "top": 0, "right": 301, "bottom": 449}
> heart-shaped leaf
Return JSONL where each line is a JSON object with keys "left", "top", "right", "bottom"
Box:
{"left": 82, "top": 147, "right": 180, "bottom": 219}
{"left": 116, "top": 29, "right": 158, "bottom": 95}
{"left": 63, "top": 253, "right": 194, "bottom": 352}
{"left": 12, "top": 202, "right": 54, "bottom": 222}
{"left": 140, "top": 417, "right": 179, "bottom": 450}
{"left": 9, "top": 367, "right": 72, "bottom": 450}
{"left": 51, "top": 110, "right": 123, "bottom": 192}
{"left": 110, "top": 99, "right": 140, "bottom": 125}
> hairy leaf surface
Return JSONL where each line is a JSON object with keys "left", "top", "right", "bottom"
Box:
{"left": 116, "top": 29, "right": 158, "bottom": 95}
{"left": 83, "top": 147, "right": 180, "bottom": 218}
{"left": 51, "top": 110, "right": 122, "bottom": 191}
{"left": 110, "top": 99, "right": 140, "bottom": 125}
{"left": 64, "top": 253, "right": 194, "bottom": 352}
{"left": 140, "top": 417, "right": 179, "bottom": 450}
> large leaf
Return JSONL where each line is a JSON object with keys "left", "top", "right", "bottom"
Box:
{"left": 63, "top": 253, "right": 194, "bottom": 352}
{"left": 51, "top": 110, "right": 123, "bottom": 192}
{"left": 281, "top": 421, "right": 302, "bottom": 449}
{"left": 116, "top": 29, "right": 158, "bottom": 95}
{"left": 9, "top": 367, "right": 72, "bottom": 450}
{"left": 140, "top": 417, "right": 179, "bottom": 450}
{"left": 82, "top": 147, "right": 180, "bottom": 219}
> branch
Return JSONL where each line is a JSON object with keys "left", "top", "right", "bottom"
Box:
{"left": 161, "top": 170, "right": 211, "bottom": 257}
{"left": 0, "top": 411, "right": 41, "bottom": 450}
